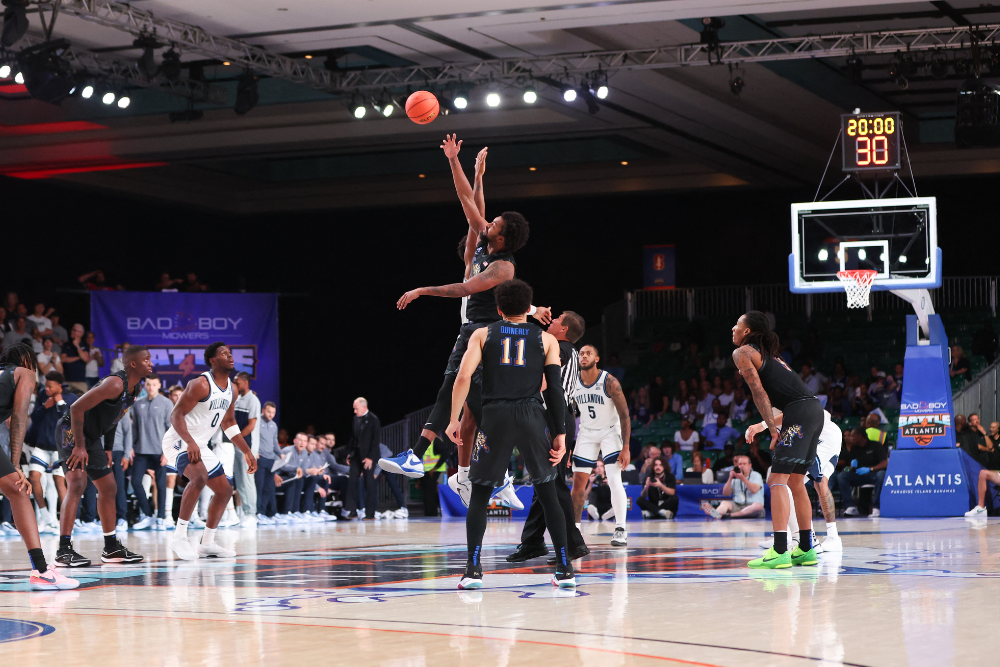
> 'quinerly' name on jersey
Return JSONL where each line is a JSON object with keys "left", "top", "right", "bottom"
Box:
{"left": 572, "top": 370, "right": 620, "bottom": 434}
{"left": 166, "top": 371, "right": 232, "bottom": 446}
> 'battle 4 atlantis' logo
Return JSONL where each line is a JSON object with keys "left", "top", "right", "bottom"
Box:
{"left": 899, "top": 413, "right": 950, "bottom": 446}
{"left": 112, "top": 345, "right": 257, "bottom": 385}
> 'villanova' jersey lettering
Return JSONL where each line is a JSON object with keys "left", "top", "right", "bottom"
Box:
{"left": 162, "top": 371, "right": 233, "bottom": 446}
{"left": 209, "top": 397, "right": 231, "bottom": 412}
{"left": 575, "top": 393, "right": 606, "bottom": 406}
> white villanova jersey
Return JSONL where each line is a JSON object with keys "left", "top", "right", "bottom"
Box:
{"left": 572, "top": 370, "right": 621, "bottom": 434}
{"left": 817, "top": 409, "right": 842, "bottom": 462}
{"left": 164, "top": 371, "right": 233, "bottom": 446}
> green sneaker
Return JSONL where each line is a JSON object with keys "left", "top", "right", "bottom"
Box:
{"left": 748, "top": 547, "right": 792, "bottom": 569}
{"left": 791, "top": 546, "right": 818, "bottom": 566}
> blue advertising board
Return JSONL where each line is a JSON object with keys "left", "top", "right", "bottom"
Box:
{"left": 90, "top": 292, "right": 280, "bottom": 407}
{"left": 896, "top": 315, "right": 955, "bottom": 450}
{"left": 643, "top": 245, "right": 675, "bottom": 290}
{"left": 880, "top": 448, "right": 981, "bottom": 517}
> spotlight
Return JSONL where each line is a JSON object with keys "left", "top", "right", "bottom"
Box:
{"left": 102, "top": 91, "right": 115, "bottom": 105}
{"left": 16, "top": 39, "right": 76, "bottom": 105}
{"left": 160, "top": 47, "right": 181, "bottom": 82}
{"left": 595, "top": 84, "right": 609, "bottom": 99}
{"left": 453, "top": 94, "right": 468, "bottom": 109}
{"left": 899, "top": 255, "right": 908, "bottom": 264}
{"left": 818, "top": 249, "right": 829, "bottom": 261}
{"left": 563, "top": 88, "right": 577, "bottom": 102}
{"left": 485, "top": 92, "right": 500, "bottom": 107}
{"left": 700, "top": 17, "right": 725, "bottom": 52}
{"left": 887, "top": 58, "right": 908, "bottom": 89}
{"left": 372, "top": 90, "right": 394, "bottom": 117}
{"left": 728, "top": 64, "right": 745, "bottom": 96}
{"left": 845, "top": 54, "right": 864, "bottom": 84}
{"left": 133, "top": 32, "right": 162, "bottom": 79}
{"left": 117, "top": 95, "right": 130, "bottom": 109}
{"left": 382, "top": 101, "right": 394, "bottom": 117}
{"left": 930, "top": 51, "right": 948, "bottom": 79}
{"left": 351, "top": 95, "right": 366, "bottom": 118}
{"left": 523, "top": 86, "right": 537, "bottom": 104}
{"left": 81, "top": 84, "right": 94, "bottom": 99}
{"left": 234, "top": 70, "right": 258, "bottom": 115}
{"left": 580, "top": 88, "right": 600, "bottom": 114}
{"left": 1, "top": 0, "right": 29, "bottom": 48}
{"left": 0, "top": 64, "right": 8, "bottom": 78}
{"left": 13, "top": 70, "right": 21, "bottom": 83}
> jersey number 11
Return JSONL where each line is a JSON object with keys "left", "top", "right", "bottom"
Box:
{"left": 500, "top": 337, "right": 526, "bottom": 367}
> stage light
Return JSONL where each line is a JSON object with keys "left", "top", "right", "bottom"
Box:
{"left": 486, "top": 92, "right": 501, "bottom": 107}
{"left": 133, "top": 32, "right": 161, "bottom": 79}
{"left": 818, "top": 249, "right": 829, "bottom": 261}
{"left": 13, "top": 70, "right": 21, "bottom": 83}
{"left": 17, "top": 39, "right": 76, "bottom": 104}
{"left": 729, "top": 74, "right": 745, "bottom": 95}
{"left": 353, "top": 104, "right": 366, "bottom": 118}
{"left": 102, "top": 91, "right": 115, "bottom": 105}
{"left": 81, "top": 84, "right": 94, "bottom": 99}
{"left": 700, "top": 17, "right": 725, "bottom": 51}
{"left": 523, "top": 86, "right": 537, "bottom": 104}
{"left": 373, "top": 91, "right": 394, "bottom": 117}
{"left": 160, "top": 47, "right": 181, "bottom": 82}
{"left": 930, "top": 52, "right": 948, "bottom": 79}
{"left": 234, "top": 70, "right": 259, "bottom": 115}
{"left": 0, "top": 64, "right": 9, "bottom": 78}
{"left": 453, "top": 95, "right": 468, "bottom": 109}
{"left": 580, "top": 88, "right": 600, "bottom": 113}
{"left": 1, "top": 0, "right": 29, "bottom": 48}
{"left": 382, "top": 102, "right": 393, "bottom": 117}
{"left": 596, "top": 84, "right": 608, "bottom": 99}
{"left": 304, "top": 54, "right": 312, "bottom": 59}
{"left": 845, "top": 54, "right": 863, "bottom": 84}
{"left": 563, "top": 88, "right": 577, "bottom": 102}
{"left": 117, "top": 95, "right": 130, "bottom": 108}
{"left": 899, "top": 255, "right": 908, "bottom": 264}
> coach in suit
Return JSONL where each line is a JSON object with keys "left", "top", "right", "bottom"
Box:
{"left": 346, "top": 397, "right": 381, "bottom": 520}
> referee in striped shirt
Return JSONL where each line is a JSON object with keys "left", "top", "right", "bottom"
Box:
{"left": 507, "top": 311, "right": 590, "bottom": 563}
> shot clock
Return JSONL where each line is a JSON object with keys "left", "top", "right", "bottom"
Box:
{"left": 841, "top": 112, "right": 901, "bottom": 171}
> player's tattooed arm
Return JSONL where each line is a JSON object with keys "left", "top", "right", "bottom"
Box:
{"left": 397, "top": 261, "right": 513, "bottom": 309}
{"left": 605, "top": 374, "right": 632, "bottom": 469}
{"left": 7, "top": 368, "right": 33, "bottom": 491}
{"left": 473, "top": 146, "right": 487, "bottom": 219}
{"left": 733, "top": 346, "right": 779, "bottom": 450}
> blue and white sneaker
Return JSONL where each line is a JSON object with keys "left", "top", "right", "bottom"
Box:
{"left": 115, "top": 519, "right": 128, "bottom": 532}
{"left": 378, "top": 449, "right": 425, "bottom": 478}
{"left": 491, "top": 474, "right": 524, "bottom": 510}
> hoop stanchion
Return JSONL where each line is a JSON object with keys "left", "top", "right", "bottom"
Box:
{"left": 837, "top": 269, "right": 877, "bottom": 308}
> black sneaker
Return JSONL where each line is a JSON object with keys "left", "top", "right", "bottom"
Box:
{"left": 101, "top": 540, "right": 144, "bottom": 564}
{"left": 458, "top": 563, "right": 483, "bottom": 590}
{"left": 547, "top": 544, "right": 590, "bottom": 565}
{"left": 55, "top": 543, "right": 91, "bottom": 568}
{"left": 552, "top": 565, "right": 577, "bottom": 589}
{"left": 506, "top": 543, "right": 549, "bottom": 563}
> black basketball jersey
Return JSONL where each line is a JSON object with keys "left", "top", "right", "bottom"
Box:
{"left": 747, "top": 344, "right": 816, "bottom": 410}
{"left": 464, "top": 240, "right": 515, "bottom": 323}
{"left": 0, "top": 364, "right": 18, "bottom": 422}
{"left": 61, "top": 370, "right": 141, "bottom": 442}
{"left": 481, "top": 320, "right": 545, "bottom": 402}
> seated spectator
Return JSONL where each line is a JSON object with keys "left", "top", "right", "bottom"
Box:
{"left": 680, "top": 395, "right": 703, "bottom": 426}
{"left": 647, "top": 375, "right": 668, "bottom": 416}
{"left": 2, "top": 316, "right": 31, "bottom": 350}
{"left": 828, "top": 360, "right": 848, "bottom": 391}
{"left": 702, "top": 413, "right": 741, "bottom": 450}
{"left": 49, "top": 313, "right": 68, "bottom": 347}
{"left": 671, "top": 379, "right": 691, "bottom": 413}
{"left": 800, "top": 361, "right": 826, "bottom": 395}
{"left": 873, "top": 373, "right": 900, "bottom": 410}
{"left": 274, "top": 432, "right": 309, "bottom": 520}
{"left": 637, "top": 445, "right": 662, "bottom": 486}
{"left": 156, "top": 273, "right": 184, "bottom": 291}
{"left": 37, "top": 337, "right": 62, "bottom": 381}
{"left": 30, "top": 328, "right": 44, "bottom": 355}
{"left": 838, "top": 427, "right": 887, "bottom": 517}
{"left": 674, "top": 416, "right": 701, "bottom": 453}
{"left": 630, "top": 386, "right": 654, "bottom": 426}
{"left": 584, "top": 460, "right": 614, "bottom": 520}
{"left": 828, "top": 386, "right": 852, "bottom": 420}
{"left": 710, "top": 376, "right": 723, "bottom": 398}
{"left": 746, "top": 438, "right": 772, "bottom": 476}
{"left": 661, "top": 442, "right": 684, "bottom": 480}
{"left": 729, "top": 386, "right": 750, "bottom": 422}
{"left": 182, "top": 272, "right": 208, "bottom": 292}
{"left": 27, "top": 303, "right": 53, "bottom": 337}
{"left": 702, "top": 398, "right": 732, "bottom": 429}
{"left": 717, "top": 378, "right": 735, "bottom": 407}
{"left": 79, "top": 269, "right": 114, "bottom": 290}
{"left": 685, "top": 451, "right": 714, "bottom": 484}
{"left": 712, "top": 443, "right": 736, "bottom": 473}
{"left": 950, "top": 345, "right": 971, "bottom": 381}
{"left": 638, "top": 457, "right": 678, "bottom": 519}
{"left": 708, "top": 345, "right": 728, "bottom": 373}
{"left": 961, "top": 413, "right": 994, "bottom": 467}
{"left": 864, "top": 413, "right": 887, "bottom": 446}
{"left": 701, "top": 455, "right": 765, "bottom": 519}
{"left": 604, "top": 354, "right": 625, "bottom": 384}
{"left": 696, "top": 381, "right": 714, "bottom": 416}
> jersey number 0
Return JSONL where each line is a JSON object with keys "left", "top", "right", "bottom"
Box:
{"left": 500, "top": 337, "right": 526, "bottom": 367}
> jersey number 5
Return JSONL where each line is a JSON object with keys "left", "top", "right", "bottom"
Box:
{"left": 587, "top": 406, "right": 596, "bottom": 419}
{"left": 500, "top": 337, "right": 526, "bottom": 367}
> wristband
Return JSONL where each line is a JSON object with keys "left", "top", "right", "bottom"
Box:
{"left": 529, "top": 305, "right": 537, "bottom": 316}
{"left": 224, "top": 425, "right": 241, "bottom": 440}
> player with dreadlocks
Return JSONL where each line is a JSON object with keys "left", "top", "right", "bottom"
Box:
{"left": 731, "top": 312, "right": 824, "bottom": 569}
{"left": 0, "top": 343, "right": 79, "bottom": 589}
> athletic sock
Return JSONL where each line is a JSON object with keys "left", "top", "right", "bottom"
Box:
{"left": 104, "top": 531, "right": 118, "bottom": 550}
{"left": 202, "top": 528, "right": 216, "bottom": 546}
{"left": 175, "top": 519, "right": 189, "bottom": 539}
{"left": 412, "top": 436, "right": 432, "bottom": 459}
{"left": 165, "top": 487, "right": 174, "bottom": 515}
{"left": 799, "top": 529, "right": 812, "bottom": 551}
{"left": 28, "top": 548, "right": 47, "bottom": 573}
{"left": 59, "top": 535, "right": 72, "bottom": 549}
{"left": 457, "top": 466, "right": 470, "bottom": 484}
{"left": 774, "top": 531, "right": 788, "bottom": 554}
{"left": 826, "top": 523, "right": 838, "bottom": 538}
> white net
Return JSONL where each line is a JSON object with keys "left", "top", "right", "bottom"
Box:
{"left": 836, "top": 270, "right": 877, "bottom": 308}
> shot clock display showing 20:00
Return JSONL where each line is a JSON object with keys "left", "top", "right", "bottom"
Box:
{"left": 841, "top": 112, "right": 901, "bottom": 171}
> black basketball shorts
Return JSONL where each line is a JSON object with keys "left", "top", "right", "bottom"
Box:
{"left": 0, "top": 449, "right": 17, "bottom": 479}
{"left": 469, "top": 399, "right": 558, "bottom": 487}
{"left": 770, "top": 398, "right": 824, "bottom": 476}
{"left": 58, "top": 424, "right": 113, "bottom": 481}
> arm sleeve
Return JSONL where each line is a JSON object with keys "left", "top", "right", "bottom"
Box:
{"left": 543, "top": 364, "right": 566, "bottom": 435}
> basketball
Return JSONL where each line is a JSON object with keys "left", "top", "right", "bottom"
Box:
{"left": 405, "top": 91, "right": 439, "bottom": 124}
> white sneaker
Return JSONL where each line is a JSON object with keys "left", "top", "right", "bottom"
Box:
{"left": 587, "top": 505, "right": 599, "bottom": 520}
{"left": 132, "top": 515, "right": 154, "bottom": 531}
{"left": 393, "top": 508, "right": 409, "bottom": 520}
{"left": 658, "top": 509, "right": 674, "bottom": 519}
{"left": 162, "top": 516, "right": 175, "bottom": 529}
{"left": 198, "top": 541, "right": 237, "bottom": 559}
{"left": 38, "top": 521, "right": 58, "bottom": 535}
{"left": 601, "top": 508, "right": 616, "bottom": 521}
{"left": 870, "top": 508, "right": 881, "bottom": 518}
{"left": 965, "top": 505, "right": 988, "bottom": 517}
{"left": 240, "top": 515, "right": 258, "bottom": 528}
{"left": 448, "top": 473, "right": 472, "bottom": 507}
{"left": 154, "top": 518, "right": 168, "bottom": 531}
{"left": 171, "top": 536, "right": 199, "bottom": 561}
{"left": 491, "top": 474, "right": 524, "bottom": 510}
{"left": 822, "top": 535, "right": 843, "bottom": 552}
{"left": 190, "top": 515, "right": 206, "bottom": 528}
{"left": 115, "top": 519, "right": 128, "bottom": 532}
{"left": 275, "top": 514, "right": 291, "bottom": 524}
{"left": 611, "top": 526, "right": 628, "bottom": 546}
{"left": 219, "top": 510, "right": 240, "bottom": 528}
{"left": 843, "top": 507, "right": 859, "bottom": 516}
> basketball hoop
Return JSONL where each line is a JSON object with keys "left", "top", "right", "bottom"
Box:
{"left": 837, "top": 269, "right": 877, "bottom": 308}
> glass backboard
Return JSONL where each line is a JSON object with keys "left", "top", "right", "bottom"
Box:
{"left": 789, "top": 197, "right": 940, "bottom": 293}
